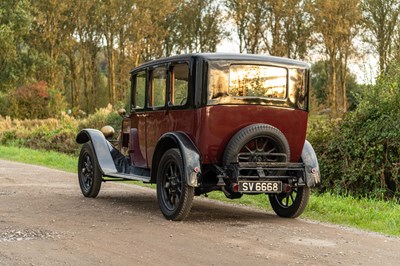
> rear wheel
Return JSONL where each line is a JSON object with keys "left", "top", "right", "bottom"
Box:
{"left": 157, "top": 148, "right": 194, "bottom": 221}
{"left": 223, "top": 124, "right": 290, "bottom": 165}
{"left": 78, "top": 142, "right": 102, "bottom": 198}
{"left": 269, "top": 185, "right": 310, "bottom": 218}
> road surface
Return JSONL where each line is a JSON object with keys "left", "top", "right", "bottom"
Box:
{"left": 0, "top": 159, "right": 399, "bottom": 265}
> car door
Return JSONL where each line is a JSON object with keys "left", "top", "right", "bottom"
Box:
{"left": 129, "top": 70, "right": 148, "bottom": 167}
{"left": 145, "top": 65, "right": 169, "bottom": 166}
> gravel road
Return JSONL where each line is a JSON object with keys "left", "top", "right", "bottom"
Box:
{"left": 0, "top": 159, "right": 399, "bottom": 265}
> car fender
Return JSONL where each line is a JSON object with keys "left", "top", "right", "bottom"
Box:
{"left": 152, "top": 132, "right": 201, "bottom": 187}
{"left": 301, "top": 140, "right": 321, "bottom": 187}
{"left": 76, "top": 129, "right": 118, "bottom": 175}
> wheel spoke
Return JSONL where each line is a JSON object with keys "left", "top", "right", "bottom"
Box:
{"left": 289, "top": 193, "right": 295, "bottom": 204}
{"left": 266, "top": 147, "right": 275, "bottom": 153}
{"left": 174, "top": 164, "right": 179, "bottom": 176}
{"left": 244, "top": 145, "right": 253, "bottom": 153}
{"left": 261, "top": 139, "right": 268, "bottom": 151}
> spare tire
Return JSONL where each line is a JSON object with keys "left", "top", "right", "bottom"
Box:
{"left": 223, "top": 124, "right": 290, "bottom": 165}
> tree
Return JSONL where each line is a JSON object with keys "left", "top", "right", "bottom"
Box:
{"left": 226, "top": 0, "right": 311, "bottom": 58}
{"left": 361, "top": 0, "right": 400, "bottom": 74}
{"left": 225, "top": 0, "right": 265, "bottom": 53}
{"left": 171, "top": 0, "right": 227, "bottom": 54}
{"left": 262, "top": 0, "right": 308, "bottom": 58}
{"left": 0, "top": 0, "right": 32, "bottom": 92}
{"left": 29, "top": 0, "right": 71, "bottom": 90}
{"left": 311, "top": 60, "right": 362, "bottom": 111}
{"left": 308, "top": 0, "right": 361, "bottom": 116}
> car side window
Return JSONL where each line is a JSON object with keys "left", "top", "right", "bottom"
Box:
{"left": 150, "top": 66, "right": 167, "bottom": 108}
{"left": 135, "top": 71, "right": 146, "bottom": 109}
{"left": 170, "top": 63, "right": 189, "bottom": 106}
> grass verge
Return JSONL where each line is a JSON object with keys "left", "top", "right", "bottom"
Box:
{"left": 0, "top": 145, "right": 77, "bottom": 173}
{"left": 1, "top": 145, "right": 399, "bottom": 237}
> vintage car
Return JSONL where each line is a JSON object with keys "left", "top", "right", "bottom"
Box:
{"left": 76, "top": 53, "right": 320, "bottom": 221}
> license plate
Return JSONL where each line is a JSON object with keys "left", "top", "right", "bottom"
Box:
{"left": 238, "top": 181, "right": 282, "bottom": 193}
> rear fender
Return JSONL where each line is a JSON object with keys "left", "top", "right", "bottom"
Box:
{"left": 76, "top": 129, "right": 118, "bottom": 175}
{"left": 151, "top": 132, "right": 201, "bottom": 187}
{"left": 301, "top": 140, "right": 321, "bottom": 187}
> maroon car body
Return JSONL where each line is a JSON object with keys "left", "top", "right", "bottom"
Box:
{"left": 77, "top": 53, "right": 320, "bottom": 221}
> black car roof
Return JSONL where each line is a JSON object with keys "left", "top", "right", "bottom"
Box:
{"left": 129, "top": 53, "right": 310, "bottom": 73}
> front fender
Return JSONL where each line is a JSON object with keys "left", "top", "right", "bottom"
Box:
{"left": 76, "top": 129, "right": 118, "bottom": 175}
{"left": 152, "top": 132, "right": 201, "bottom": 187}
{"left": 301, "top": 140, "right": 321, "bottom": 187}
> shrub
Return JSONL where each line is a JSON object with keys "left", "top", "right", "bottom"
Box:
{"left": 10, "top": 81, "right": 50, "bottom": 119}
{"left": 0, "top": 105, "right": 123, "bottom": 155}
{"left": 308, "top": 68, "right": 400, "bottom": 200}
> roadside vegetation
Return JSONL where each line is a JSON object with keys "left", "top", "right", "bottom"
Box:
{"left": 1, "top": 0, "right": 399, "bottom": 237}
{"left": 1, "top": 67, "right": 399, "bottom": 236}
{"left": 0, "top": 145, "right": 398, "bottom": 237}
{"left": 308, "top": 67, "right": 400, "bottom": 201}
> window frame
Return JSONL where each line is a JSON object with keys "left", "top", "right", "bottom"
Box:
{"left": 131, "top": 70, "right": 147, "bottom": 112}
{"left": 168, "top": 62, "right": 190, "bottom": 109}
{"left": 148, "top": 65, "right": 168, "bottom": 110}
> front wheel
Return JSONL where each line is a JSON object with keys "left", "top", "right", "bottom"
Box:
{"left": 156, "top": 148, "right": 194, "bottom": 221}
{"left": 269, "top": 186, "right": 310, "bottom": 218}
{"left": 78, "top": 142, "right": 102, "bottom": 198}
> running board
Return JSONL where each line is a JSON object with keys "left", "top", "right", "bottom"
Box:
{"left": 104, "top": 172, "right": 151, "bottom": 182}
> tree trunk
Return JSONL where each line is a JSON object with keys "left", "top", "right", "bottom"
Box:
{"left": 331, "top": 60, "right": 338, "bottom": 117}
{"left": 80, "top": 46, "right": 89, "bottom": 114}
{"left": 106, "top": 34, "right": 116, "bottom": 105}
{"left": 67, "top": 51, "right": 79, "bottom": 110}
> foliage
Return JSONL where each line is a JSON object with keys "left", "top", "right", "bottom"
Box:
{"left": 166, "top": 0, "right": 227, "bottom": 54}
{"left": 308, "top": 67, "right": 400, "bottom": 200}
{"left": 78, "top": 104, "right": 122, "bottom": 132}
{"left": 307, "top": 0, "right": 362, "bottom": 116}
{"left": 0, "top": 105, "right": 123, "bottom": 155}
{"left": 311, "top": 60, "right": 363, "bottom": 111}
{"left": 225, "top": 0, "right": 311, "bottom": 58}
{"left": 9, "top": 81, "right": 49, "bottom": 119}
{"left": 1, "top": 81, "right": 68, "bottom": 119}
{"left": 361, "top": 0, "right": 400, "bottom": 73}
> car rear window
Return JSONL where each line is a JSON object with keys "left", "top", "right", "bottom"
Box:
{"left": 229, "top": 65, "right": 287, "bottom": 99}
{"left": 207, "top": 60, "right": 307, "bottom": 110}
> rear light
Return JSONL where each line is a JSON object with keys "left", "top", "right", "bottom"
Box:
{"left": 284, "top": 184, "right": 292, "bottom": 193}
{"left": 232, "top": 183, "right": 239, "bottom": 192}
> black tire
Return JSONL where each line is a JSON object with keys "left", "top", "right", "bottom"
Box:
{"left": 156, "top": 148, "right": 194, "bottom": 221}
{"left": 269, "top": 186, "right": 310, "bottom": 218}
{"left": 78, "top": 142, "right": 102, "bottom": 198}
{"left": 223, "top": 124, "right": 290, "bottom": 165}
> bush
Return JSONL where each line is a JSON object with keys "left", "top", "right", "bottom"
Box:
{"left": 308, "top": 68, "right": 400, "bottom": 200}
{"left": 2, "top": 81, "right": 69, "bottom": 119}
{"left": 10, "top": 81, "right": 50, "bottom": 119}
{"left": 0, "top": 105, "right": 123, "bottom": 155}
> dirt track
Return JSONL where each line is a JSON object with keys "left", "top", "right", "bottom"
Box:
{"left": 0, "top": 159, "right": 399, "bottom": 265}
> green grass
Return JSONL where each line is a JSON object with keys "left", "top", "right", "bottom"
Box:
{"left": 1, "top": 144, "right": 399, "bottom": 237}
{"left": 0, "top": 145, "right": 77, "bottom": 173}
{"left": 204, "top": 191, "right": 400, "bottom": 236}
